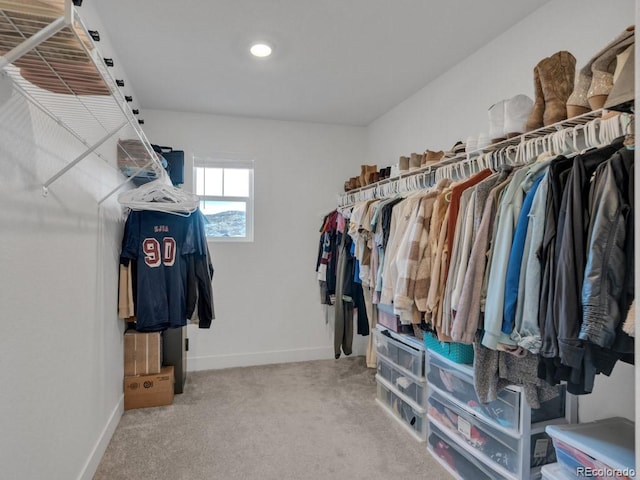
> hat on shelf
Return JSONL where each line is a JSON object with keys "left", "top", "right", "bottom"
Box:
{"left": 443, "top": 141, "right": 466, "bottom": 159}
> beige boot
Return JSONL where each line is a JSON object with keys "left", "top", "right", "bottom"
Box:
{"left": 526, "top": 63, "right": 545, "bottom": 131}
{"left": 587, "top": 31, "right": 635, "bottom": 110}
{"left": 604, "top": 44, "right": 635, "bottom": 112}
{"left": 409, "top": 153, "right": 421, "bottom": 171}
{"left": 422, "top": 150, "right": 444, "bottom": 167}
{"left": 539, "top": 51, "right": 576, "bottom": 126}
{"left": 566, "top": 64, "right": 593, "bottom": 119}
{"left": 360, "top": 165, "right": 377, "bottom": 186}
{"left": 399, "top": 156, "right": 410, "bottom": 173}
{"left": 567, "top": 26, "right": 634, "bottom": 117}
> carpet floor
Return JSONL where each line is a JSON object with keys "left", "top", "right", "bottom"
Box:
{"left": 94, "top": 356, "right": 452, "bottom": 480}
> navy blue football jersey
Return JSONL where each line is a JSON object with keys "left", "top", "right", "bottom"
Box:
{"left": 121, "top": 211, "right": 197, "bottom": 331}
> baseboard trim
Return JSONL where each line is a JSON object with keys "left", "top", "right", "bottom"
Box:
{"left": 188, "top": 346, "right": 337, "bottom": 371}
{"left": 77, "top": 394, "right": 124, "bottom": 480}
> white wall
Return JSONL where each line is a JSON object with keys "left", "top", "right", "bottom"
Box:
{"left": 0, "top": 77, "right": 127, "bottom": 478}
{"left": 367, "top": 0, "right": 635, "bottom": 167}
{"left": 366, "top": 0, "right": 635, "bottom": 423}
{"left": 141, "top": 110, "right": 367, "bottom": 370}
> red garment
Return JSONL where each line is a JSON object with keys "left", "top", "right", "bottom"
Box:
{"left": 446, "top": 169, "right": 493, "bottom": 268}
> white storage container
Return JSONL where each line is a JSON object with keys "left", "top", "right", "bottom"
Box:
{"left": 376, "top": 375, "right": 426, "bottom": 441}
{"left": 546, "top": 417, "right": 635, "bottom": 480}
{"left": 427, "top": 350, "right": 521, "bottom": 433}
{"left": 541, "top": 462, "right": 576, "bottom": 480}
{"left": 428, "top": 390, "right": 520, "bottom": 477}
{"left": 376, "top": 355, "right": 426, "bottom": 408}
{"left": 374, "top": 328, "right": 424, "bottom": 379}
{"left": 428, "top": 422, "right": 499, "bottom": 480}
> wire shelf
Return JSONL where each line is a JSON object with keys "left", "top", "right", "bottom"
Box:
{"left": 338, "top": 108, "right": 633, "bottom": 207}
{"left": 0, "top": 0, "right": 166, "bottom": 200}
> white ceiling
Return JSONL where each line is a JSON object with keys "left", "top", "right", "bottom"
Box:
{"left": 92, "top": 0, "right": 552, "bottom": 126}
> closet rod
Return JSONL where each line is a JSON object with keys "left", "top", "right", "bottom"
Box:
{"left": 42, "top": 120, "right": 128, "bottom": 195}
{"left": 338, "top": 108, "right": 623, "bottom": 207}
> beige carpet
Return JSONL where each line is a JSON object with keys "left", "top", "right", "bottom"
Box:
{"left": 94, "top": 356, "right": 452, "bottom": 480}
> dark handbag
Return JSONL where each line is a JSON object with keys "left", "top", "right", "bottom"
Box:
{"left": 152, "top": 144, "right": 185, "bottom": 186}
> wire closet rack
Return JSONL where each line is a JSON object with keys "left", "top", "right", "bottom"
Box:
{"left": 0, "top": 0, "right": 167, "bottom": 203}
{"left": 338, "top": 108, "right": 634, "bottom": 208}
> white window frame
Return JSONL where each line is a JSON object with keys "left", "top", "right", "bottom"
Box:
{"left": 193, "top": 155, "right": 254, "bottom": 243}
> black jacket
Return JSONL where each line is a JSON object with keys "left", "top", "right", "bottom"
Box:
{"left": 538, "top": 155, "right": 573, "bottom": 362}
{"left": 581, "top": 146, "right": 634, "bottom": 347}
{"left": 555, "top": 140, "right": 623, "bottom": 370}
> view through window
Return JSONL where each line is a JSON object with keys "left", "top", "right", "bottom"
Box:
{"left": 194, "top": 157, "right": 254, "bottom": 241}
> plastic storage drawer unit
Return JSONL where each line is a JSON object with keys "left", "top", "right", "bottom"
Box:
{"left": 376, "top": 355, "right": 426, "bottom": 408}
{"left": 428, "top": 422, "right": 499, "bottom": 480}
{"left": 376, "top": 376, "right": 426, "bottom": 441}
{"left": 546, "top": 417, "right": 635, "bottom": 480}
{"left": 427, "top": 350, "right": 521, "bottom": 432}
{"left": 374, "top": 328, "right": 424, "bottom": 379}
{"left": 428, "top": 391, "right": 521, "bottom": 477}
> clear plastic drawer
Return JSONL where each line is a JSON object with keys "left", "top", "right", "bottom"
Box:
{"left": 374, "top": 328, "right": 424, "bottom": 379}
{"left": 428, "top": 390, "right": 520, "bottom": 477}
{"left": 376, "top": 355, "right": 426, "bottom": 408}
{"left": 427, "top": 350, "right": 520, "bottom": 434}
{"left": 428, "top": 423, "right": 497, "bottom": 480}
{"left": 376, "top": 377, "right": 426, "bottom": 441}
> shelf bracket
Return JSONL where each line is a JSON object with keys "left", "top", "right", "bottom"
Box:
{"left": 42, "top": 121, "right": 128, "bottom": 196}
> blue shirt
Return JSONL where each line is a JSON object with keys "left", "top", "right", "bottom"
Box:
{"left": 502, "top": 175, "right": 543, "bottom": 334}
{"left": 121, "top": 210, "right": 197, "bottom": 331}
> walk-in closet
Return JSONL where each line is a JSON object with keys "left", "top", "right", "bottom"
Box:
{"left": 1, "top": 1, "right": 637, "bottom": 479}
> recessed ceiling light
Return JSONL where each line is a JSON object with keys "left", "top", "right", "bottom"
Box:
{"left": 250, "top": 43, "right": 272, "bottom": 58}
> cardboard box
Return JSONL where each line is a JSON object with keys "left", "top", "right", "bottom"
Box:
{"left": 124, "top": 366, "right": 174, "bottom": 410}
{"left": 124, "top": 330, "right": 162, "bottom": 376}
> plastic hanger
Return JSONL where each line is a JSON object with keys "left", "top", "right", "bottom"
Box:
{"left": 118, "top": 172, "right": 199, "bottom": 216}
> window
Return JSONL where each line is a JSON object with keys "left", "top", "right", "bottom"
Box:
{"left": 194, "top": 156, "right": 254, "bottom": 241}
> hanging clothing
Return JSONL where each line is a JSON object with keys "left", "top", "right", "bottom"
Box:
{"left": 554, "top": 141, "right": 623, "bottom": 372}
{"left": 501, "top": 175, "right": 543, "bottom": 338}
{"left": 333, "top": 220, "right": 353, "bottom": 359}
{"left": 186, "top": 211, "right": 215, "bottom": 328}
{"left": 512, "top": 172, "right": 551, "bottom": 353}
{"left": 581, "top": 147, "right": 634, "bottom": 347}
{"left": 393, "top": 189, "right": 440, "bottom": 323}
{"left": 537, "top": 156, "right": 573, "bottom": 363}
{"left": 327, "top": 129, "right": 634, "bottom": 392}
{"left": 451, "top": 171, "right": 513, "bottom": 343}
{"left": 120, "top": 210, "right": 197, "bottom": 332}
{"left": 380, "top": 195, "right": 423, "bottom": 306}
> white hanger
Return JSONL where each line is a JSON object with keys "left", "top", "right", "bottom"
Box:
{"left": 600, "top": 115, "right": 622, "bottom": 145}
{"left": 585, "top": 118, "right": 600, "bottom": 148}
{"left": 118, "top": 171, "right": 200, "bottom": 215}
{"left": 572, "top": 124, "right": 588, "bottom": 153}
